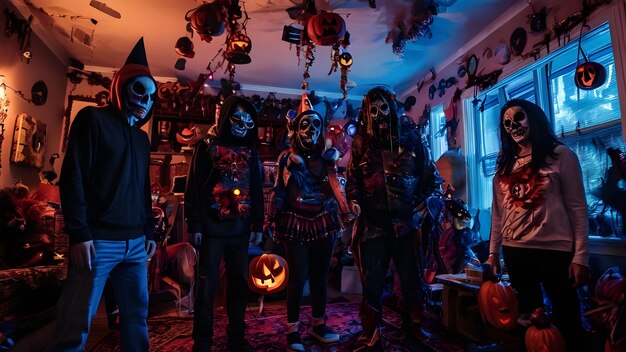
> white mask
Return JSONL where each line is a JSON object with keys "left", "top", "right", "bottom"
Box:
{"left": 296, "top": 112, "right": 322, "bottom": 150}
{"left": 503, "top": 105, "right": 529, "bottom": 144}
{"left": 124, "top": 76, "right": 156, "bottom": 126}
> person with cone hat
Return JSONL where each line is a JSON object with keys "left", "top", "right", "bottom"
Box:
{"left": 268, "top": 92, "right": 357, "bottom": 352}
{"left": 48, "top": 38, "right": 158, "bottom": 352}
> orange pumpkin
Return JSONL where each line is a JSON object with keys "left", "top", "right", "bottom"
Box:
{"left": 575, "top": 61, "right": 606, "bottom": 90}
{"left": 478, "top": 279, "right": 518, "bottom": 330}
{"left": 248, "top": 253, "right": 289, "bottom": 295}
{"left": 524, "top": 308, "right": 565, "bottom": 352}
{"left": 306, "top": 12, "right": 346, "bottom": 46}
{"left": 595, "top": 267, "right": 626, "bottom": 304}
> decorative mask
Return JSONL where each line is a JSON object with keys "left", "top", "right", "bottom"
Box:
{"left": 295, "top": 111, "right": 322, "bottom": 150}
{"left": 124, "top": 76, "right": 156, "bottom": 126}
{"left": 369, "top": 97, "right": 391, "bottom": 128}
{"left": 230, "top": 106, "right": 254, "bottom": 138}
{"left": 503, "top": 105, "right": 529, "bottom": 143}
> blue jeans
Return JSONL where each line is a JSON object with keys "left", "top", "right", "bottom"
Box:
{"left": 48, "top": 236, "right": 149, "bottom": 352}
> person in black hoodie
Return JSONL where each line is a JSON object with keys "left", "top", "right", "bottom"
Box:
{"left": 185, "top": 95, "right": 264, "bottom": 352}
{"left": 48, "top": 38, "right": 157, "bottom": 352}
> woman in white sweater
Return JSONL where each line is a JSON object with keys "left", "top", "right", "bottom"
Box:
{"left": 486, "top": 99, "right": 589, "bottom": 351}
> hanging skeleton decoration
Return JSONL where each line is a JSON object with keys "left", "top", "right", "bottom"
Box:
{"left": 503, "top": 105, "right": 530, "bottom": 144}
{"left": 229, "top": 106, "right": 255, "bottom": 138}
{"left": 124, "top": 76, "right": 156, "bottom": 126}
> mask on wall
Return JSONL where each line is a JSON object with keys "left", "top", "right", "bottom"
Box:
{"left": 503, "top": 105, "right": 529, "bottom": 144}
{"left": 230, "top": 106, "right": 255, "bottom": 138}
{"left": 295, "top": 111, "right": 322, "bottom": 150}
{"left": 124, "top": 76, "right": 156, "bottom": 126}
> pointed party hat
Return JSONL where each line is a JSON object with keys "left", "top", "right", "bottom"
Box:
{"left": 125, "top": 37, "right": 149, "bottom": 66}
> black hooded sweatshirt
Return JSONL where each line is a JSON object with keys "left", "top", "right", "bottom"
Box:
{"left": 185, "top": 95, "right": 264, "bottom": 236}
{"left": 59, "top": 62, "right": 156, "bottom": 245}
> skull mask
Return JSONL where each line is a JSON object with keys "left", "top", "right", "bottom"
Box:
{"left": 124, "top": 76, "right": 156, "bottom": 126}
{"left": 295, "top": 111, "right": 322, "bottom": 150}
{"left": 230, "top": 106, "right": 255, "bottom": 138}
{"left": 369, "top": 97, "right": 391, "bottom": 129}
{"left": 503, "top": 105, "right": 529, "bottom": 144}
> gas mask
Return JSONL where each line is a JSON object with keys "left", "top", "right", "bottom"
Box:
{"left": 230, "top": 106, "right": 254, "bottom": 138}
{"left": 295, "top": 112, "right": 322, "bottom": 150}
{"left": 503, "top": 105, "right": 529, "bottom": 144}
{"left": 124, "top": 76, "right": 156, "bottom": 126}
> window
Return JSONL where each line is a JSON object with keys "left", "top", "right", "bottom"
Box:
{"left": 466, "top": 22, "right": 624, "bottom": 237}
{"left": 429, "top": 104, "right": 447, "bottom": 161}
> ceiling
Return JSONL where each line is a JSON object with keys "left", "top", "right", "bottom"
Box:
{"left": 11, "top": 0, "right": 523, "bottom": 99}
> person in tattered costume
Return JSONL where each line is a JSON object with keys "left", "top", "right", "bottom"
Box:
{"left": 486, "top": 99, "right": 589, "bottom": 351}
{"left": 268, "top": 93, "right": 356, "bottom": 352}
{"left": 185, "top": 95, "right": 263, "bottom": 352}
{"left": 346, "top": 86, "right": 441, "bottom": 350}
{"left": 49, "top": 38, "right": 158, "bottom": 352}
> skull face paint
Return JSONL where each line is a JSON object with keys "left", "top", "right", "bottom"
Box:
{"left": 124, "top": 76, "right": 156, "bottom": 126}
{"left": 230, "top": 106, "right": 255, "bottom": 138}
{"left": 503, "top": 105, "right": 529, "bottom": 144}
{"left": 296, "top": 112, "right": 322, "bottom": 150}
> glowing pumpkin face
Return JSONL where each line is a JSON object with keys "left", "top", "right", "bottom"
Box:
{"left": 307, "top": 12, "right": 346, "bottom": 46}
{"left": 478, "top": 280, "right": 518, "bottom": 330}
{"left": 574, "top": 61, "right": 606, "bottom": 90}
{"left": 248, "top": 254, "right": 289, "bottom": 294}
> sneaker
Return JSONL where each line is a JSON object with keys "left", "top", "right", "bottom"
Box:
{"left": 286, "top": 332, "right": 305, "bottom": 352}
{"left": 309, "top": 324, "right": 340, "bottom": 343}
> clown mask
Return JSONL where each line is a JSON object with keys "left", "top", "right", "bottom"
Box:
{"left": 503, "top": 105, "right": 529, "bottom": 144}
{"left": 230, "top": 106, "right": 254, "bottom": 138}
{"left": 296, "top": 112, "right": 322, "bottom": 150}
{"left": 124, "top": 76, "right": 156, "bottom": 126}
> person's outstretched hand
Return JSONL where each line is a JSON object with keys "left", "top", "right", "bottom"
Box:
{"left": 70, "top": 240, "right": 96, "bottom": 273}
{"left": 145, "top": 240, "right": 157, "bottom": 259}
{"left": 569, "top": 262, "right": 589, "bottom": 288}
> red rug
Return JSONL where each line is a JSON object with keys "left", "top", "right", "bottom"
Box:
{"left": 91, "top": 300, "right": 465, "bottom": 351}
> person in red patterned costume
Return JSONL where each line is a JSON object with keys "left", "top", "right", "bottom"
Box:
{"left": 268, "top": 93, "right": 356, "bottom": 352}
{"left": 185, "top": 95, "right": 263, "bottom": 352}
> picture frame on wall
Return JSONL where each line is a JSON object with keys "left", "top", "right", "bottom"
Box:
{"left": 61, "top": 92, "right": 109, "bottom": 153}
{"left": 10, "top": 113, "right": 47, "bottom": 168}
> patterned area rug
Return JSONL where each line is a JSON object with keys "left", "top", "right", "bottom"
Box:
{"left": 91, "top": 300, "right": 465, "bottom": 351}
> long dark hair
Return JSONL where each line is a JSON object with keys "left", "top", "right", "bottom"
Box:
{"left": 496, "top": 99, "right": 562, "bottom": 176}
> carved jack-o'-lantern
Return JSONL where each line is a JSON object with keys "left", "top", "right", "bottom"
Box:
{"left": 248, "top": 253, "right": 289, "bottom": 294}
{"left": 307, "top": 11, "right": 346, "bottom": 46}
{"left": 339, "top": 52, "right": 353, "bottom": 68}
{"left": 225, "top": 31, "right": 252, "bottom": 64}
{"left": 524, "top": 307, "right": 565, "bottom": 352}
{"left": 575, "top": 61, "right": 606, "bottom": 90}
{"left": 478, "top": 279, "right": 519, "bottom": 330}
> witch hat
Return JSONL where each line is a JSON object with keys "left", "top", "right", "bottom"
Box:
{"left": 125, "top": 37, "right": 149, "bottom": 66}
{"left": 298, "top": 92, "right": 314, "bottom": 116}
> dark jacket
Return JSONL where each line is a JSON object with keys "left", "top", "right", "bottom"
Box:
{"left": 185, "top": 96, "right": 264, "bottom": 236}
{"left": 59, "top": 61, "right": 156, "bottom": 245}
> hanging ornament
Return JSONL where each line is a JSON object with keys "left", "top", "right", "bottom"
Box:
{"left": 225, "top": 31, "right": 252, "bottom": 64}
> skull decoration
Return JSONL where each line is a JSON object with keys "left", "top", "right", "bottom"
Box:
{"left": 503, "top": 105, "right": 529, "bottom": 144}
{"left": 230, "top": 106, "right": 255, "bottom": 138}
{"left": 295, "top": 111, "right": 323, "bottom": 150}
{"left": 124, "top": 76, "right": 156, "bottom": 126}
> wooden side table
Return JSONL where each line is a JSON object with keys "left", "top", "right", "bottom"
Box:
{"left": 436, "top": 273, "right": 487, "bottom": 342}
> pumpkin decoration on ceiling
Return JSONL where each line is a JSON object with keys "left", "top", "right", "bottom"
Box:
{"left": 225, "top": 31, "right": 252, "bottom": 64}
{"left": 248, "top": 253, "right": 289, "bottom": 295}
{"left": 524, "top": 307, "right": 565, "bottom": 352}
{"left": 186, "top": 2, "right": 226, "bottom": 43}
{"left": 477, "top": 278, "right": 519, "bottom": 330}
{"left": 306, "top": 11, "right": 346, "bottom": 46}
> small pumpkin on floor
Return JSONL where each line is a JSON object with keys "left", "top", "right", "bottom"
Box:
{"left": 524, "top": 307, "right": 565, "bottom": 352}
